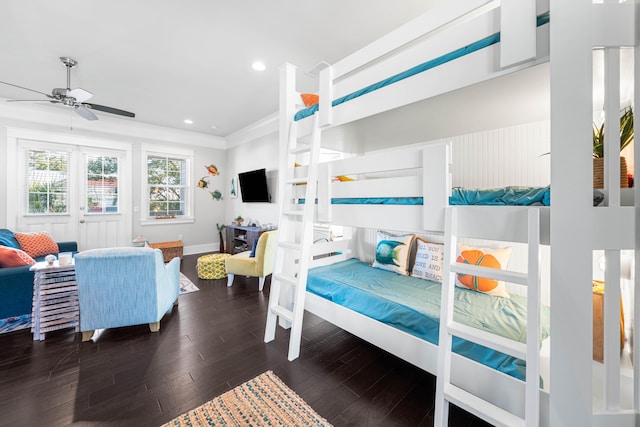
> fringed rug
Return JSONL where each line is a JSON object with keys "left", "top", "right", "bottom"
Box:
{"left": 161, "top": 370, "right": 332, "bottom": 427}
{"left": 180, "top": 273, "right": 199, "bottom": 294}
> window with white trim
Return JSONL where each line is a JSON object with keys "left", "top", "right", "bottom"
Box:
{"left": 141, "top": 146, "right": 194, "bottom": 222}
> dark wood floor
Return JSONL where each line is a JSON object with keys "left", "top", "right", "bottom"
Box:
{"left": 0, "top": 253, "right": 491, "bottom": 427}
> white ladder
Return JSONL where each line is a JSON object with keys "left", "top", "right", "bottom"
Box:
{"left": 264, "top": 113, "right": 322, "bottom": 361}
{"left": 434, "top": 207, "right": 541, "bottom": 427}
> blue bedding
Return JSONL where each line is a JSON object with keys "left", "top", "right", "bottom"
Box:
{"left": 298, "top": 186, "right": 550, "bottom": 206}
{"left": 449, "top": 186, "right": 550, "bottom": 206}
{"left": 307, "top": 258, "right": 551, "bottom": 381}
{"left": 295, "top": 13, "right": 550, "bottom": 122}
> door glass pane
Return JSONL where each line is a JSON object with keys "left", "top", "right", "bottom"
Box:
{"left": 86, "top": 155, "right": 119, "bottom": 214}
{"left": 26, "top": 149, "right": 69, "bottom": 214}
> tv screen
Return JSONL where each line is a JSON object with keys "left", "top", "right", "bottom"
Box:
{"left": 238, "top": 168, "right": 270, "bottom": 202}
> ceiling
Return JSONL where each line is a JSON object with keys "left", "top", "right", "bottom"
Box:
{"left": 0, "top": 0, "right": 442, "bottom": 138}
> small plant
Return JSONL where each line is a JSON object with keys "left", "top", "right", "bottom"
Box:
{"left": 234, "top": 215, "right": 244, "bottom": 225}
{"left": 593, "top": 106, "right": 634, "bottom": 158}
{"left": 216, "top": 223, "right": 225, "bottom": 253}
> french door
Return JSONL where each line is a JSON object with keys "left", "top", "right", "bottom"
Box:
{"left": 7, "top": 130, "right": 132, "bottom": 251}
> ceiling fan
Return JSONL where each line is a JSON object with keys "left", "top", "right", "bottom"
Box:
{"left": 0, "top": 56, "right": 135, "bottom": 121}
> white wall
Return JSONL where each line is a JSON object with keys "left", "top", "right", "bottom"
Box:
{"left": 224, "top": 131, "right": 281, "bottom": 228}
{"left": 0, "top": 102, "right": 226, "bottom": 255}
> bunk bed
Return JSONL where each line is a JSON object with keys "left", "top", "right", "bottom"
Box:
{"left": 269, "top": 0, "right": 638, "bottom": 426}
{"left": 290, "top": 143, "right": 551, "bottom": 422}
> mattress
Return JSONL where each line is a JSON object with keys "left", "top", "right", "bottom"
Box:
{"left": 306, "top": 258, "right": 551, "bottom": 381}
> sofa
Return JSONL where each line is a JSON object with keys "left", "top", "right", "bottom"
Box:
{"left": 0, "top": 229, "right": 77, "bottom": 324}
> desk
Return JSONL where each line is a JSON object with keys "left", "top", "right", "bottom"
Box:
{"left": 30, "top": 261, "right": 79, "bottom": 341}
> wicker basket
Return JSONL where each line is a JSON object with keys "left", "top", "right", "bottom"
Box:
{"left": 149, "top": 240, "right": 184, "bottom": 263}
{"left": 593, "top": 157, "right": 628, "bottom": 189}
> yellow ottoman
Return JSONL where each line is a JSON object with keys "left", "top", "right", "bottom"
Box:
{"left": 197, "top": 253, "right": 232, "bottom": 279}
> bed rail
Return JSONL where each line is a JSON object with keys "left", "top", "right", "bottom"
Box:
{"left": 288, "top": 0, "right": 549, "bottom": 135}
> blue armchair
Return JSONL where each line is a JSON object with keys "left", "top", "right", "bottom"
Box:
{"left": 74, "top": 247, "right": 180, "bottom": 341}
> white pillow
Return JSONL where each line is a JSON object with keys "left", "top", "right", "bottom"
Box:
{"left": 454, "top": 243, "right": 512, "bottom": 298}
{"left": 371, "top": 231, "right": 414, "bottom": 276}
{"left": 411, "top": 238, "right": 444, "bottom": 283}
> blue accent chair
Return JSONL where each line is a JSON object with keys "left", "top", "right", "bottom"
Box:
{"left": 74, "top": 247, "right": 180, "bottom": 341}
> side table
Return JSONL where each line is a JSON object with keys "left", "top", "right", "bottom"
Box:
{"left": 30, "top": 261, "right": 80, "bottom": 341}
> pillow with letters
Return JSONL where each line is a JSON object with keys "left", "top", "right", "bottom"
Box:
{"left": 0, "top": 245, "right": 36, "bottom": 267}
{"left": 372, "top": 231, "right": 414, "bottom": 276}
{"left": 14, "top": 231, "right": 59, "bottom": 258}
{"left": 411, "top": 238, "right": 444, "bottom": 283}
{"left": 454, "top": 243, "right": 511, "bottom": 298}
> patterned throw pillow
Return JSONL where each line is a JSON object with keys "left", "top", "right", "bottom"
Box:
{"left": 0, "top": 245, "right": 36, "bottom": 267}
{"left": 454, "top": 244, "right": 511, "bottom": 298}
{"left": 14, "top": 232, "right": 59, "bottom": 258}
{"left": 371, "top": 231, "right": 415, "bottom": 276}
{"left": 411, "top": 238, "right": 444, "bottom": 283}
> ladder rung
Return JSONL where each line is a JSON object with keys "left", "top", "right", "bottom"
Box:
{"left": 290, "top": 144, "right": 311, "bottom": 154}
{"left": 279, "top": 241, "right": 301, "bottom": 251}
{"left": 286, "top": 177, "right": 308, "bottom": 185}
{"left": 282, "top": 210, "right": 304, "bottom": 217}
{"left": 450, "top": 263, "right": 528, "bottom": 285}
{"left": 270, "top": 305, "right": 294, "bottom": 323}
{"left": 273, "top": 273, "right": 298, "bottom": 287}
{"left": 445, "top": 384, "right": 525, "bottom": 427}
{"left": 447, "top": 321, "right": 526, "bottom": 360}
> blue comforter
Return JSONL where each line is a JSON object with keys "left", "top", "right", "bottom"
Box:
{"left": 307, "top": 258, "right": 550, "bottom": 381}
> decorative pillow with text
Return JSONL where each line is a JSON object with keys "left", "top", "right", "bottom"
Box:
{"left": 411, "top": 238, "right": 444, "bottom": 283}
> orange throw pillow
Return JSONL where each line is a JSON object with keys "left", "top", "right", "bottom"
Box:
{"left": 0, "top": 246, "right": 36, "bottom": 267}
{"left": 301, "top": 93, "right": 319, "bottom": 107}
{"left": 14, "top": 232, "right": 59, "bottom": 258}
{"left": 454, "top": 244, "right": 511, "bottom": 298}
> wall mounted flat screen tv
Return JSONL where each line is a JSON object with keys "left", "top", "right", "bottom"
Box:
{"left": 238, "top": 168, "right": 270, "bottom": 202}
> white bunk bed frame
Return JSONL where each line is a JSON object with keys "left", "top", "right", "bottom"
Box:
{"left": 275, "top": 1, "right": 639, "bottom": 426}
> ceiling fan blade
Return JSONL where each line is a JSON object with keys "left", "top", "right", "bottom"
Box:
{"left": 0, "top": 81, "right": 53, "bottom": 98}
{"left": 84, "top": 103, "right": 135, "bottom": 118}
{"left": 74, "top": 105, "right": 98, "bottom": 121}
{"left": 67, "top": 88, "right": 93, "bottom": 103}
{"left": 6, "top": 99, "right": 57, "bottom": 102}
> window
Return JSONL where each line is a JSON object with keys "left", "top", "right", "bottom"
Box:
{"left": 141, "top": 146, "right": 193, "bottom": 223}
{"left": 86, "top": 155, "right": 119, "bottom": 214}
{"left": 26, "top": 149, "right": 69, "bottom": 214}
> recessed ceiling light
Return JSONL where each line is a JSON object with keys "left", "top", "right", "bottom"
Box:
{"left": 184, "top": 119, "right": 193, "bottom": 124}
{"left": 210, "top": 125, "right": 217, "bottom": 130}
{"left": 252, "top": 61, "right": 266, "bottom": 71}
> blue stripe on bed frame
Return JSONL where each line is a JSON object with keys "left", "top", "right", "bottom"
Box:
{"left": 297, "top": 185, "right": 551, "bottom": 206}
{"left": 294, "top": 12, "right": 550, "bottom": 122}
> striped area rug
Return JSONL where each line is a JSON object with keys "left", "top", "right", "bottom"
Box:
{"left": 161, "top": 370, "right": 332, "bottom": 426}
{"left": 179, "top": 273, "right": 199, "bottom": 294}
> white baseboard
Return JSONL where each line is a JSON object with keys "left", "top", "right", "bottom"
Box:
{"left": 184, "top": 242, "right": 218, "bottom": 256}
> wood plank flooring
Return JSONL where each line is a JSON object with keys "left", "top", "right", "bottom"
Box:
{"left": 0, "top": 253, "right": 491, "bottom": 426}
